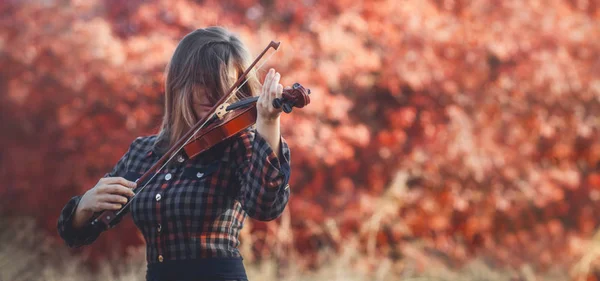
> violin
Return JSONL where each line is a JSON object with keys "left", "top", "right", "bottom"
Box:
{"left": 184, "top": 82, "right": 310, "bottom": 159}
{"left": 89, "top": 41, "right": 311, "bottom": 230}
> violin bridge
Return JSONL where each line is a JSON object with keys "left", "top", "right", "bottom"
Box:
{"left": 216, "top": 103, "right": 230, "bottom": 120}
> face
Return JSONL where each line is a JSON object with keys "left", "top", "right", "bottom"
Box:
{"left": 192, "top": 64, "right": 239, "bottom": 120}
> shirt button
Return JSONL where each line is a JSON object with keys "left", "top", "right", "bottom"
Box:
{"left": 158, "top": 255, "right": 164, "bottom": 262}
{"left": 157, "top": 224, "right": 162, "bottom": 233}
{"left": 155, "top": 193, "right": 161, "bottom": 201}
{"left": 165, "top": 173, "right": 172, "bottom": 181}
{"left": 177, "top": 155, "right": 185, "bottom": 163}
{"left": 196, "top": 172, "right": 204, "bottom": 178}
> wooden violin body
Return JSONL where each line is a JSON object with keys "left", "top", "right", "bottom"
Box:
{"left": 183, "top": 103, "right": 256, "bottom": 159}
{"left": 184, "top": 83, "right": 311, "bottom": 159}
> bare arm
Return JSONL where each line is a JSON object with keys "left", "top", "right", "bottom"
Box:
{"left": 255, "top": 68, "right": 284, "bottom": 158}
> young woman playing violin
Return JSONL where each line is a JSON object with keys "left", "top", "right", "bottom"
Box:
{"left": 57, "top": 26, "right": 304, "bottom": 281}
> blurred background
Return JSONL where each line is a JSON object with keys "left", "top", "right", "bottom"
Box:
{"left": 1, "top": 0, "right": 600, "bottom": 280}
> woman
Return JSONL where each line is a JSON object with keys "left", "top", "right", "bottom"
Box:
{"left": 57, "top": 26, "right": 291, "bottom": 281}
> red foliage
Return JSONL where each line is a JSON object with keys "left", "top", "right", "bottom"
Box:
{"left": 2, "top": 0, "right": 600, "bottom": 276}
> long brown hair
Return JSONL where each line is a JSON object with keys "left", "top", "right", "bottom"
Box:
{"left": 155, "top": 26, "right": 260, "bottom": 154}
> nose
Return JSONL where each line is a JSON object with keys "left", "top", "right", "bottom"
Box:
{"left": 194, "top": 104, "right": 213, "bottom": 120}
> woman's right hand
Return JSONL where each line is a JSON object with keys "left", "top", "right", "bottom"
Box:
{"left": 72, "top": 177, "right": 136, "bottom": 229}
{"left": 79, "top": 177, "right": 137, "bottom": 212}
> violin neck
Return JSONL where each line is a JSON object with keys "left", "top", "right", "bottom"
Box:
{"left": 226, "top": 96, "right": 259, "bottom": 111}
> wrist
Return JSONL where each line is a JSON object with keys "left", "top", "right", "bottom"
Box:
{"left": 257, "top": 115, "right": 280, "bottom": 126}
{"left": 76, "top": 192, "right": 92, "bottom": 214}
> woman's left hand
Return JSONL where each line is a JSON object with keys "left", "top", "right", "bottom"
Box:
{"left": 256, "top": 68, "right": 283, "bottom": 123}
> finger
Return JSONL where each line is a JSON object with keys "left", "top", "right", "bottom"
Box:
{"left": 98, "top": 202, "right": 122, "bottom": 211}
{"left": 261, "top": 71, "right": 272, "bottom": 108}
{"left": 266, "top": 72, "right": 279, "bottom": 110}
{"left": 256, "top": 90, "right": 264, "bottom": 109}
{"left": 100, "top": 194, "right": 130, "bottom": 205}
{"left": 276, "top": 84, "right": 283, "bottom": 101}
{"left": 262, "top": 90, "right": 269, "bottom": 109}
{"left": 263, "top": 69, "right": 274, "bottom": 97}
{"left": 270, "top": 72, "right": 280, "bottom": 102}
{"left": 261, "top": 70, "right": 269, "bottom": 96}
{"left": 102, "top": 177, "right": 137, "bottom": 189}
{"left": 100, "top": 184, "right": 136, "bottom": 197}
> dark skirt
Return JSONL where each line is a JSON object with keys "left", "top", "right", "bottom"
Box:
{"left": 146, "top": 257, "right": 248, "bottom": 281}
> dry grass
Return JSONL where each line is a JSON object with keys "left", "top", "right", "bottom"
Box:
{"left": 0, "top": 172, "right": 588, "bottom": 280}
{"left": 0, "top": 215, "right": 580, "bottom": 281}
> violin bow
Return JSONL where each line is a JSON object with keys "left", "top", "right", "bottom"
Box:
{"left": 90, "top": 41, "right": 281, "bottom": 229}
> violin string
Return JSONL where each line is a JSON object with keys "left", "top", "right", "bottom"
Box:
{"left": 116, "top": 47, "right": 278, "bottom": 215}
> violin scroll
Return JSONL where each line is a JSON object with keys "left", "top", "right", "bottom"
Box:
{"left": 273, "top": 83, "right": 311, "bottom": 113}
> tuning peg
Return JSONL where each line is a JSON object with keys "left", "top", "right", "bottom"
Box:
{"left": 273, "top": 98, "right": 283, "bottom": 109}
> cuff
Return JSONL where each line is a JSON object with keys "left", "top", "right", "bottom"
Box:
{"left": 57, "top": 196, "right": 99, "bottom": 248}
{"left": 253, "top": 132, "right": 291, "bottom": 189}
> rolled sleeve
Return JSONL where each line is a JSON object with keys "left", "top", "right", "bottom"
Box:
{"left": 56, "top": 138, "right": 138, "bottom": 248}
{"left": 57, "top": 196, "right": 102, "bottom": 248}
{"left": 235, "top": 129, "right": 291, "bottom": 221}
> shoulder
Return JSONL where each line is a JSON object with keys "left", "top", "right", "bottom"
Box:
{"left": 131, "top": 135, "right": 158, "bottom": 148}
{"left": 127, "top": 135, "right": 159, "bottom": 157}
{"left": 217, "top": 128, "right": 255, "bottom": 161}
{"left": 231, "top": 127, "right": 255, "bottom": 149}
{"left": 238, "top": 127, "right": 256, "bottom": 140}
{"left": 104, "top": 135, "right": 158, "bottom": 177}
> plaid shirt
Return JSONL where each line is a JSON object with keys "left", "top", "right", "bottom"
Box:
{"left": 57, "top": 128, "right": 291, "bottom": 264}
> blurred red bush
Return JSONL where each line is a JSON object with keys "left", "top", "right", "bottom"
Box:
{"left": 1, "top": 0, "right": 599, "bottom": 274}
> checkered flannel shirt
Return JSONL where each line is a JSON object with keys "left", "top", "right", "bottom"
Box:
{"left": 57, "top": 128, "right": 291, "bottom": 264}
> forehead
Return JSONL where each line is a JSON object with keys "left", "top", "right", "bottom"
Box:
{"left": 194, "top": 64, "right": 240, "bottom": 103}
